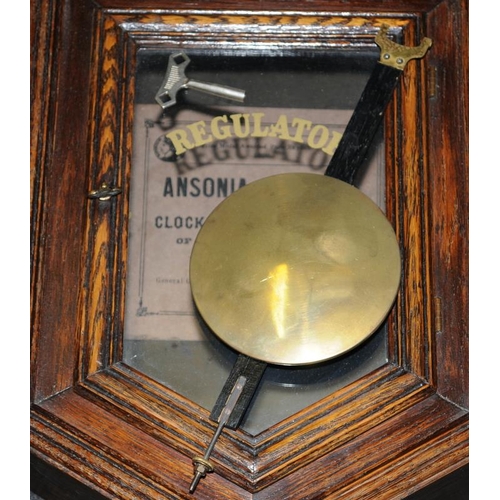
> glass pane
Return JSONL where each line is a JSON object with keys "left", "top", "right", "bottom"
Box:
{"left": 123, "top": 47, "right": 387, "bottom": 435}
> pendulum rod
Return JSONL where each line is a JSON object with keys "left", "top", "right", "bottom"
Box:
{"left": 188, "top": 356, "right": 266, "bottom": 493}
{"left": 325, "top": 25, "right": 432, "bottom": 184}
{"left": 324, "top": 63, "right": 401, "bottom": 184}
{"left": 189, "top": 373, "right": 256, "bottom": 493}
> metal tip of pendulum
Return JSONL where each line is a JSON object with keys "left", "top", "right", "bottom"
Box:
{"left": 189, "top": 472, "right": 202, "bottom": 494}
{"left": 188, "top": 377, "right": 247, "bottom": 493}
{"left": 189, "top": 457, "right": 214, "bottom": 494}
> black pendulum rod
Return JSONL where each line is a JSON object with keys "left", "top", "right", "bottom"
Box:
{"left": 188, "top": 25, "right": 431, "bottom": 493}
{"left": 324, "top": 63, "right": 401, "bottom": 184}
{"left": 325, "top": 25, "right": 432, "bottom": 184}
{"left": 188, "top": 355, "right": 266, "bottom": 492}
{"left": 208, "top": 354, "right": 267, "bottom": 429}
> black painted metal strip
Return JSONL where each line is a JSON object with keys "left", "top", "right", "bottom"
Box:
{"left": 325, "top": 63, "right": 402, "bottom": 185}
{"left": 209, "top": 354, "right": 267, "bottom": 429}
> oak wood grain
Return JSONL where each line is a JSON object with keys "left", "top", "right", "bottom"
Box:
{"left": 426, "top": 0, "right": 469, "bottom": 408}
{"left": 31, "top": 0, "right": 95, "bottom": 401}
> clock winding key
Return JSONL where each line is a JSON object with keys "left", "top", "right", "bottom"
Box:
{"left": 156, "top": 52, "right": 246, "bottom": 109}
{"left": 189, "top": 376, "right": 247, "bottom": 493}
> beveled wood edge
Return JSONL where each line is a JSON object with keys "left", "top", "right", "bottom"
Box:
{"left": 31, "top": 0, "right": 97, "bottom": 401}
{"left": 108, "top": 13, "right": 417, "bottom": 66}
{"left": 31, "top": 0, "right": 56, "bottom": 399}
{"left": 30, "top": 0, "right": 57, "bottom": 319}
{"left": 97, "top": 0, "right": 443, "bottom": 13}
{"left": 78, "top": 9, "right": 133, "bottom": 377}
{"left": 31, "top": 393, "right": 251, "bottom": 500}
{"left": 425, "top": 0, "right": 469, "bottom": 407}
{"left": 252, "top": 394, "right": 468, "bottom": 498}
{"left": 73, "top": 362, "right": 434, "bottom": 488}
{"left": 111, "top": 11, "right": 411, "bottom": 31}
{"left": 385, "top": 19, "right": 435, "bottom": 382}
{"left": 31, "top": 387, "right": 467, "bottom": 498}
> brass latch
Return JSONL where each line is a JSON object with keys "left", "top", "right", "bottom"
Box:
{"left": 88, "top": 182, "right": 122, "bottom": 201}
{"left": 375, "top": 25, "right": 432, "bottom": 70}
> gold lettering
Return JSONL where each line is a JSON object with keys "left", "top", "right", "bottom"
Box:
{"left": 186, "top": 120, "right": 213, "bottom": 148}
{"left": 307, "top": 124, "right": 329, "bottom": 149}
{"left": 269, "top": 114, "right": 293, "bottom": 140}
{"left": 211, "top": 115, "right": 232, "bottom": 140}
{"left": 290, "top": 118, "right": 312, "bottom": 144}
{"left": 322, "top": 131, "right": 343, "bottom": 155}
{"left": 166, "top": 129, "right": 194, "bottom": 155}
{"left": 230, "top": 113, "right": 251, "bottom": 138}
{"left": 166, "top": 113, "right": 343, "bottom": 159}
{"left": 251, "top": 112, "right": 270, "bottom": 137}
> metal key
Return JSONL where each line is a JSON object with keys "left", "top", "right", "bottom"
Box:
{"left": 155, "top": 52, "right": 246, "bottom": 109}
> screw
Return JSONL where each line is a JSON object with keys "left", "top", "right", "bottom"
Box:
{"left": 189, "top": 457, "right": 214, "bottom": 493}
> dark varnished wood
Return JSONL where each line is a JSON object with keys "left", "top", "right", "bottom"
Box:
{"left": 31, "top": 0, "right": 95, "bottom": 400}
{"left": 76, "top": 364, "right": 433, "bottom": 488}
{"left": 426, "top": 0, "right": 469, "bottom": 408}
{"left": 31, "top": 1, "right": 468, "bottom": 498}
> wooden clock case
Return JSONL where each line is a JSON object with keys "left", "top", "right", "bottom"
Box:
{"left": 31, "top": 0, "right": 468, "bottom": 498}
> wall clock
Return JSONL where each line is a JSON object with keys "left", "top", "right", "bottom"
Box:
{"left": 31, "top": 1, "right": 468, "bottom": 499}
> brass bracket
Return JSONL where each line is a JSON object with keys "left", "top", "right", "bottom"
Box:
{"left": 375, "top": 25, "right": 432, "bottom": 71}
{"left": 88, "top": 182, "right": 122, "bottom": 201}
